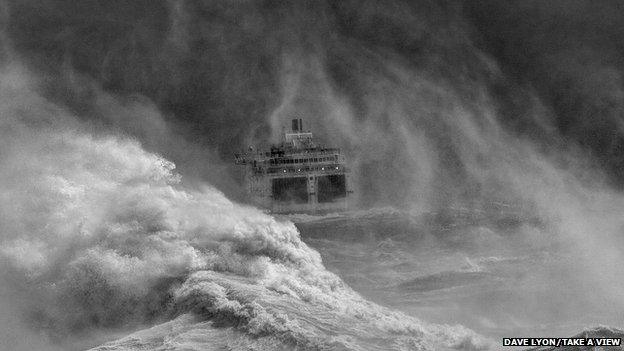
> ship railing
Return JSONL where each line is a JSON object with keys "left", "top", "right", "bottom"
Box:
{"left": 260, "top": 164, "right": 347, "bottom": 174}
{"left": 245, "top": 154, "right": 345, "bottom": 163}
{"left": 237, "top": 148, "right": 345, "bottom": 165}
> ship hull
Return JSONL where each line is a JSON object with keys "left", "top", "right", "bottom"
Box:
{"left": 246, "top": 171, "right": 351, "bottom": 214}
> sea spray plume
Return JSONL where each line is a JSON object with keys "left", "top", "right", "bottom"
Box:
{"left": 315, "top": 13, "right": 624, "bottom": 331}
{"left": 4, "top": 0, "right": 514, "bottom": 208}
{"left": 6, "top": 0, "right": 619, "bottom": 209}
{"left": 465, "top": 0, "right": 624, "bottom": 184}
{"left": 3, "top": 0, "right": 274, "bottom": 197}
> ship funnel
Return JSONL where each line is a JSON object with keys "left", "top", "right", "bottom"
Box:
{"left": 291, "top": 118, "right": 303, "bottom": 132}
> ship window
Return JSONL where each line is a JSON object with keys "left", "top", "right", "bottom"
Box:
{"left": 272, "top": 177, "right": 308, "bottom": 204}
{"left": 317, "top": 175, "right": 347, "bottom": 203}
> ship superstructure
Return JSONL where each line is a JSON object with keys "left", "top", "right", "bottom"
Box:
{"left": 235, "top": 119, "right": 352, "bottom": 213}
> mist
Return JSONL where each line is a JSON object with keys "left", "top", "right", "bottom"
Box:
{"left": 2, "top": 0, "right": 624, "bottom": 350}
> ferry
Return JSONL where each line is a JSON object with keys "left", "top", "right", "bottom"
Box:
{"left": 235, "top": 119, "right": 352, "bottom": 213}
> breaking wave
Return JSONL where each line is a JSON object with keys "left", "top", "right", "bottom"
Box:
{"left": 0, "top": 68, "right": 490, "bottom": 350}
